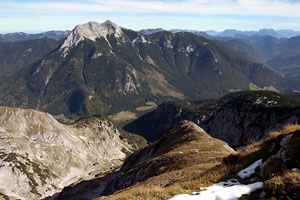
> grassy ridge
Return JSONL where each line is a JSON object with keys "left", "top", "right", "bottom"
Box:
{"left": 98, "top": 124, "right": 300, "bottom": 200}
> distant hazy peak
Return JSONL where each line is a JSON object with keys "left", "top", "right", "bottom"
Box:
{"left": 139, "top": 28, "right": 165, "bottom": 35}
{"left": 60, "top": 20, "right": 123, "bottom": 57}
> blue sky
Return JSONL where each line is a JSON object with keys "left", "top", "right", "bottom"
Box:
{"left": 1, "top": 0, "right": 300, "bottom": 33}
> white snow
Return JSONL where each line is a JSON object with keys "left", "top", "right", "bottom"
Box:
{"left": 292, "top": 168, "right": 299, "bottom": 172}
{"left": 169, "top": 158, "right": 264, "bottom": 199}
{"left": 169, "top": 179, "right": 263, "bottom": 200}
{"left": 211, "top": 52, "right": 218, "bottom": 63}
{"left": 254, "top": 96, "right": 267, "bottom": 104}
{"left": 60, "top": 20, "right": 123, "bottom": 57}
{"left": 237, "top": 159, "right": 263, "bottom": 178}
{"left": 186, "top": 45, "right": 194, "bottom": 53}
{"left": 267, "top": 101, "right": 278, "bottom": 104}
{"left": 92, "top": 52, "right": 103, "bottom": 59}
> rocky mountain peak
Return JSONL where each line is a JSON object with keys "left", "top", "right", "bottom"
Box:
{"left": 60, "top": 20, "right": 123, "bottom": 57}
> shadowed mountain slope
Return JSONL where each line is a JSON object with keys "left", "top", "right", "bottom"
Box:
{"left": 124, "top": 91, "right": 300, "bottom": 147}
{"left": 0, "top": 20, "right": 290, "bottom": 120}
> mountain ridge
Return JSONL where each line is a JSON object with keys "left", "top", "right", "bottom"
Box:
{"left": 0, "top": 30, "right": 70, "bottom": 42}
{"left": 53, "top": 121, "right": 235, "bottom": 200}
{"left": 0, "top": 37, "right": 60, "bottom": 75}
{"left": 0, "top": 20, "right": 294, "bottom": 120}
{"left": 124, "top": 91, "right": 300, "bottom": 147}
{"left": 0, "top": 106, "right": 146, "bottom": 199}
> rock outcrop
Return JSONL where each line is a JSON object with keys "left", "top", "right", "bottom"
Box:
{"left": 0, "top": 107, "right": 145, "bottom": 199}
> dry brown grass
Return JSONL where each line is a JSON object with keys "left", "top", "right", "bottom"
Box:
{"left": 99, "top": 123, "right": 300, "bottom": 200}
{"left": 281, "top": 124, "right": 300, "bottom": 135}
{"left": 264, "top": 170, "right": 300, "bottom": 199}
{"left": 96, "top": 122, "right": 235, "bottom": 199}
{"left": 99, "top": 184, "right": 188, "bottom": 200}
{"left": 136, "top": 106, "right": 155, "bottom": 111}
{"left": 268, "top": 124, "right": 300, "bottom": 140}
{"left": 144, "top": 68, "right": 185, "bottom": 99}
{"left": 109, "top": 111, "right": 138, "bottom": 123}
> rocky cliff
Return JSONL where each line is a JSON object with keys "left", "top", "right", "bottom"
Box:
{"left": 0, "top": 107, "right": 145, "bottom": 199}
{"left": 124, "top": 91, "right": 300, "bottom": 147}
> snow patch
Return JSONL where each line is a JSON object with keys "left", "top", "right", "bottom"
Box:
{"left": 169, "top": 179, "right": 263, "bottom": 200}
{"left": 92, "top": 52, "right": 103, "bottom": 59}
{"left": 237, "top": 159, "right": 263, "bottom": 179}
{"left": 254, "top": 96, "right": 267, "bottom": 104}
{"left": 186, "top": 45, "right": 194, "bottom": 53}
{"left": 267, "top": 100, "right": 278, "bottom": 105}
{"left": 211, "top": 52, "right": 218, "bottom": 63}
{"left": 292, "top": 168, "right": 299, "bottom": 172}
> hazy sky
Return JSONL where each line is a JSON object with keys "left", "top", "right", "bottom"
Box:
{"left": 1, "top": 0, "right": 300, "bottom": 33}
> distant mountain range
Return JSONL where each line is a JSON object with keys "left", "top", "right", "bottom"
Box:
{"left": 267, "top": 51, "right": 300, "bottom": 76}
{"left": 139, "top": 28, "right": 300, "bottom": 38}
{"left": 1, "top": 28, "right": 298, "bottom": 43}
{"left": 138, "top": 28, "right": 300, "bottom": 75}
{"left": 0, "top": 37, "right": 60, "bottom": 75}
{"left": 139, "top": 28, "right": 165, "bottom": 35}
{"left": 0, "top": 20, "right": 292, "bottom": 121}
{"left": 0, "top": 30, "right": 70, "bottom": 42}
{"left": 2, "top": 28, "right": 208, "bottom": 41}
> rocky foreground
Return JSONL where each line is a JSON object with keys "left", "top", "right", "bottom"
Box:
{"left": 0, "top": 107, "right": 145, "bottom": 199}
